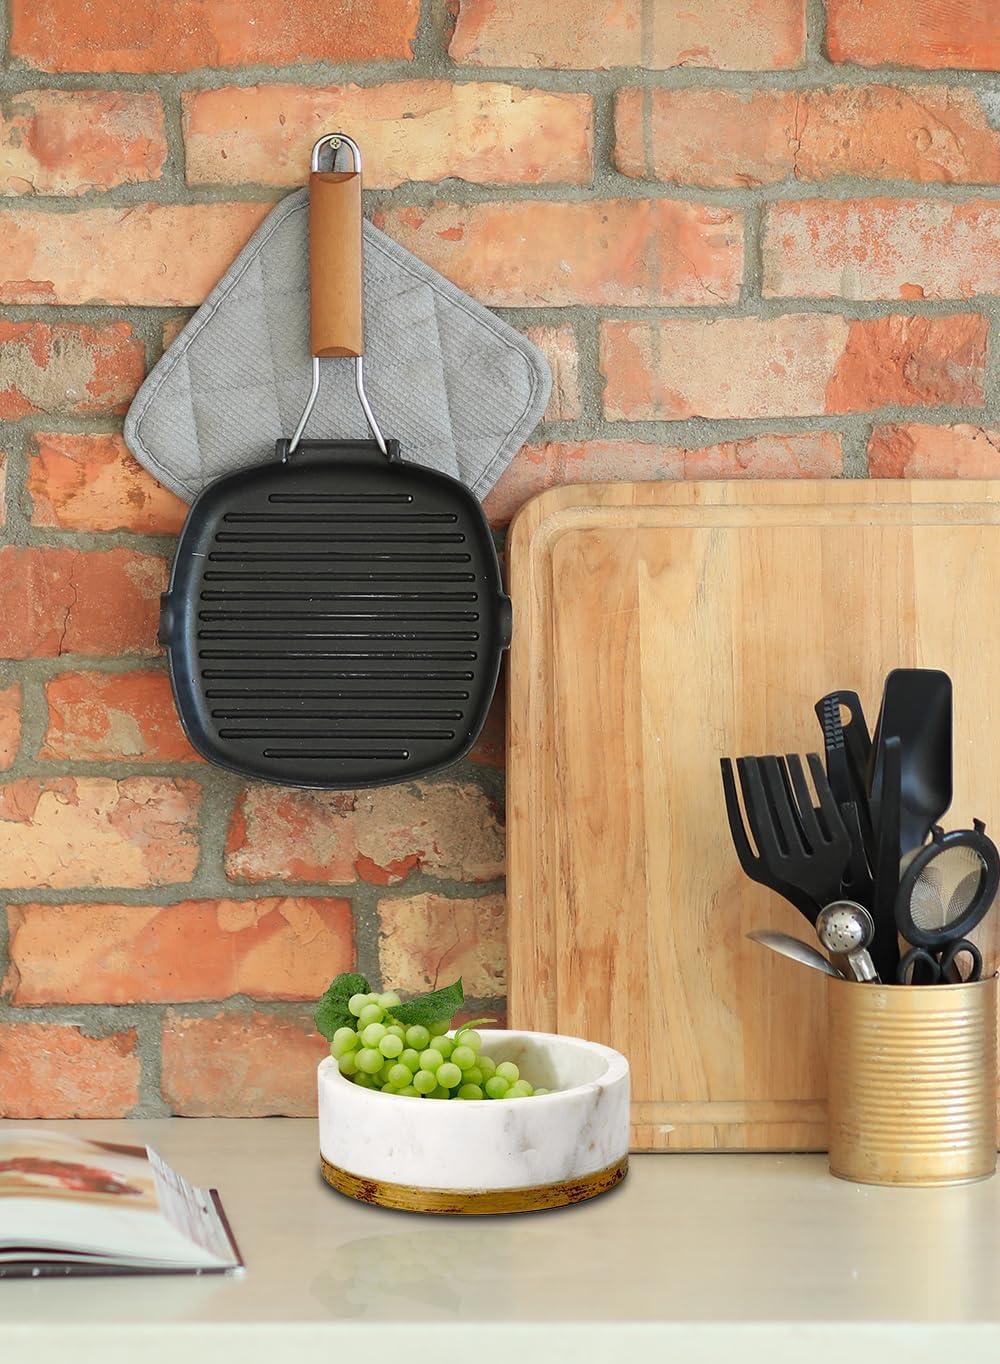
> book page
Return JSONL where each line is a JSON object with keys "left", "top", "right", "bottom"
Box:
{"left": 0, "top": 1131, "right": 236, "bottom": 1269}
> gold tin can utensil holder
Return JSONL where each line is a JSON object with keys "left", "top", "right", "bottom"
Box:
{"left": 827, "top": 974, "right": 998, "bottom": 1187}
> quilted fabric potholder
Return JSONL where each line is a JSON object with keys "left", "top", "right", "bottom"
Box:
{"left": 124, "top": 188, "right": 551, "bottom": 502}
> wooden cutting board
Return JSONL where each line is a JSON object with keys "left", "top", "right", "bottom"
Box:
{"left": 506, "top": 480, "right": 1000, "bottom": 1151}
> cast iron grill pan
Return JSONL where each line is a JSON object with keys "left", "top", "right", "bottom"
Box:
{"left": 159, "top": 439, "right": 511, "bottom": 788}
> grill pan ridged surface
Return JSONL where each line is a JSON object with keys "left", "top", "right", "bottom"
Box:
{"left": 159, "top": 441, "right": 510, "bottom": 788}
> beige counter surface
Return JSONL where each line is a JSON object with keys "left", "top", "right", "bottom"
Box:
{"left": 2, "top": 1118, "right": 999, "bottom": 1362}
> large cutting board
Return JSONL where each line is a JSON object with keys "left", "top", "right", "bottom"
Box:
{"left": 507, "top": 480, "right": 1000, "bottom": 1151}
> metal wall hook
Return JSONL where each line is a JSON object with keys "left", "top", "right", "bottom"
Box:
{"left": 287, "top": 133, "right": 388, "bottom": 458}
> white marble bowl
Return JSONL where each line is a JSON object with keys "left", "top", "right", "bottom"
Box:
{"left": 318, "top": 1029, "right": 630, "bottom": 1214}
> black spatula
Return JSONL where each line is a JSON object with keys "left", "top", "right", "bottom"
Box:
{"left": 869, "top": 669, "right": 952, "bottom": 857}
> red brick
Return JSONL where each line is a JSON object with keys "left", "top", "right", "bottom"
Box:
{"left": 469, "top": 686, "right": 505, "bottom": 768}
{"left": 601, "top": 314, "right": 987, "bottom": 421}
{"left": 378, "top": 892, "right": 506, "bottom": 996}
{"left": 161, "top": 1012, "right": 326, "bottom": 1117}
{"left": 0, "top": 683, "right": 20, "bottom": 770}
{"left": 5, "top": 897, "right": 354, "bottom": 1004}
{"left": 226, "top": 782, "right": 504, "bottom": 886}
{"left": 0, "top": 1024, "right": 139, "bottom": 1118}
{"left": 0, "top": 451, "right": 5, "bottom": 527}
{"left": 376, "top": 200, "right": 743, "bottom": 306}
{"left": 615, "top": 86, "right": 1000, "bottom": 186}
{"left": 28, "top": 433, "right": 187, "bottom": 533}
{"left": 826, "top": 0, "right": 1000, "bottom": 70}
{"left": 0, "top": 321, "right": 144, "bottom": 418}
{"left": 40, "top": 671, "right": 196, "bottom": 763}
{"left": 11, "top": 0, "right": 419, "bottom": 72}
{"left": 184, "top": 83, "right": 592, "bottom": 188}
{"left": 449, "top": 0, "right": 805, "bottom": 69}
{"left": 483, "top": 435, "right": 844, "bottom": 527}
{"left": 0, "top": 90, "right": 166, "bottom": 195}
{"left": 0, "top": 777, "right": 200, "bottom": 888}
{"left": 0, "top": 548, "right": 166, "bottom": 659}
{"left": 869, "top": 423, "right": 1000, "bottom": 477}
{"left": 0, "top": 202, "right": 270, "bottom": 306}
{"left": 763, "top": 199, "right": 1000, "bottom": 300}
{"left": 525, "top": 325, "right": 581, "bottom": 421}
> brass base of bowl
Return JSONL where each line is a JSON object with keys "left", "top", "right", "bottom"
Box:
{"left": 320, "top": 1154, "right": 628, "bottom": 1214}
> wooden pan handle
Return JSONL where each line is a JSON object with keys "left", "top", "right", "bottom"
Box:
{"left": 309, "top": 170, "right": 362, "bottom": 358}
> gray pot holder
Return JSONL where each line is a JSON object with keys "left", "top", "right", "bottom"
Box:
{"left": 124, "top": 188, "right": 551, "bottom": 502}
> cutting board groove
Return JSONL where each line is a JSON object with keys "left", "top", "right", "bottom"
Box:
{"left": 506, "top": 480, "right": 1000, "bottom": 1151}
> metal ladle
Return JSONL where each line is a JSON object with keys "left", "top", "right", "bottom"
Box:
{"left": 747, "top": 930, "right": 845, "bottom": 979}
{"left": 815, "top": 901, "right": 881, "bottom": 983}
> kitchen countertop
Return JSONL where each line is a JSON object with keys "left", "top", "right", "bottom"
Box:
{"left": 3, "top": 1119, "right": 1000, "bottom": 1362}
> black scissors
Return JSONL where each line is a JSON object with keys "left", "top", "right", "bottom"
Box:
{"left": 897, "top": 938, "right": 982, "bottom": 985}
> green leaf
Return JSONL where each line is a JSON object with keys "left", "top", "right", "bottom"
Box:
{"left": 389, "top": 978, "right": 465, "bottom": 1028}
{"left": 314, "top": 971, "right": 370, "bottom": 1040}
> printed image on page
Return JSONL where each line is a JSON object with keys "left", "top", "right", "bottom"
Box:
{"left": 0, "top": 1131, "right": 156, "bottom": 1210}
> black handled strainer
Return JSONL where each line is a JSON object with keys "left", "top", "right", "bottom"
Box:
{"left": 894, "top": 821, "right": 1000, "bottom": 950}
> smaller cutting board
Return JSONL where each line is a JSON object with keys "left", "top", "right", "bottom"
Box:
{"left": 506, "top": 480, "right": 1000, "bottom": 1151}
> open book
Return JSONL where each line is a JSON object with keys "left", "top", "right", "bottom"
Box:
{"left": 0, "top": 1129, "right": 243, "bottom": 1277}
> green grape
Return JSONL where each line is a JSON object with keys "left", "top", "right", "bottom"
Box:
{"left": 477, "top": 1054, "right": 497, "bottom": 1079}
{"left": 338, "top": 1053, "right": 359, "bottom": 1078}
{"left": 358, "top": 1003, "right": 384, "bottom": 1028}
{"left": 366, "top": 992, "right": 381, "bottom": 1002}
{"left": 381, "top": 1083, "right": 399, "bottom": 1095}
{"left": 387, "top": 1062, "right": 411, "bottom": 1087}
{"left": 405, "top": 1025, "right": 430, "bottom": 1050}
{"left": 437, "top": 1062, "right": 462, "bottom": 1089}
{"left": 452, "top": 1045, "right": 476, "bottom": 1071}
{"left": 378, "top": 991, "right": 402, "bottom": 1009}
{"left": 400, "top": 1048, "right": 421, "bottom": 1073}
{"left": 485, "top": 1076, "right": 509, "bottom": 1099}
{"left": 356, "top": 1047, "right": 383, "bottom": 1075}
{"left": 507, "top": 1079, "right": 534, "bottom": 1098}
{"left": 332, "top": 1025, "right": 358, "bottom": 1048}
{"left": 413, "top": 1069, "right": 437, "bottom": 1095}
{"left": 378, "top": 1061, "right": 395, "bottom": 1082}
{"left": 397, "top": 1085, "right": 419, "bottom": 1097}
{"left": 379, "top": 1033, "right": 404, "bottom": 1059}
{"left": 429, "top": 1018, "right": 451, "bottom": 1037}
{"left": 534, "top": 1088, "right": 549, "bottom": 1096}
{"left": 434, "top": 1036, "right": 455, "bottom": 1059}
{"left": 419, "top": 1049, "right": 444, "bottom": 1072}
{"left": 495, "top": 1061, "right": 519, "bottom": 1083}
{"left": 353, "top": 1072, "right": 375, "bottom": 1089}
{"left": 348, "top": 993, "right": 369, "bottom": 1017}
{"left": 384, "top": 1024, "right": 406, "bottom": 1041}
{"left": 456, "top": 1029, "right": 482, "bottom": 1053}
{"left": 464, "top": 1066, "right": 484, "bottom": 1086}
{"left": 429, "top": 1087, "right": 451, "bottom": 1099}
{"left": 360, "top": 1022, "right": 387, "bottom": 1047}
{"left": 457, "top": 1083, "right": 484, "bottom": 1100}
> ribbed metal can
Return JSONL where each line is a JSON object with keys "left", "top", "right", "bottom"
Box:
{"left": 827, "top": 975, "right": 998, "bottom": 1186}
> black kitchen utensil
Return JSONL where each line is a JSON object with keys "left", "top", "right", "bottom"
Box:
{"left": 897, "top": 938, "right": 983, "bottom": 985}
{"left": 158, "top": 134, "right": 511, "bottom": 789}
{"left": 722, "top": 758, "right": 820, "bottom": 923}
{"left": 815, "top": 689, "right": 875, "bottom": 865}
{"left": 722, "top": 754, "right": 851, "bottom": 924}
{"left": 869, "top": 669, "right": 952, "bottom": 856}
{"left": 868, "top": 732, "right": 903, "bottom": 981}
{"left": 815, "top": 694, "right": 872, "bottom": 904}
{"left": 894, "top": 821, "right": 1000, "bottom": 950}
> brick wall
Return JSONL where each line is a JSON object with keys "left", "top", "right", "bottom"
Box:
{"left": 1, "top": 0, "right": 998, "bottom": 1117}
